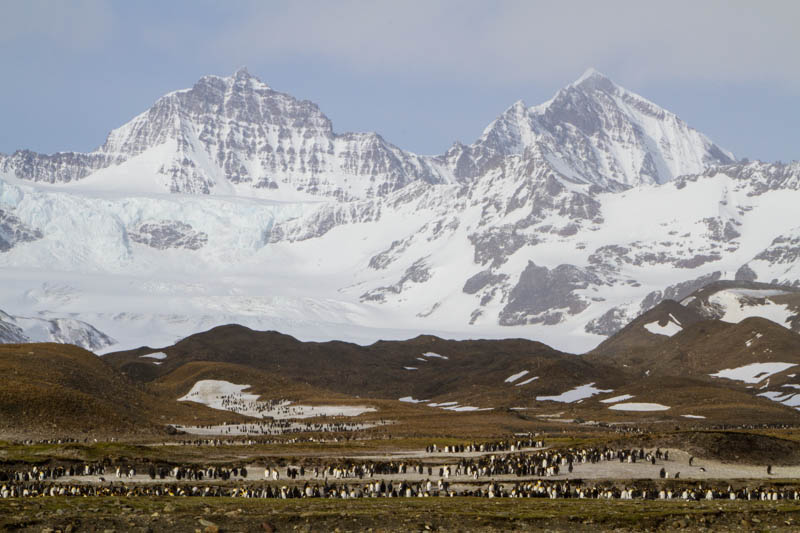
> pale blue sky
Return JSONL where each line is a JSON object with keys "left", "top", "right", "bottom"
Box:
{"left": 1, "top": 0, "right": 797, "bottom": 162}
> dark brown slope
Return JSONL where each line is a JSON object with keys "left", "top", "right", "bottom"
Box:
{"left": 105, "top": 326, "right": 627, "bottom": 407}
{"left": 684, "top": 280, "right": 800, "bottom": 333}
{"left": 587, "top": 300, "right": 706, "bottom": 369}
{"left": 588, "top": 313, "right": 800, "bottom": 379}
{"left": 150, "top": 361, "right": 352, "bottom": 403}
{"left": 0, "top": 343, "right": 250, "bottom": 437}
{"left": 572, "top": 375, "right": 800, "bottom": 426}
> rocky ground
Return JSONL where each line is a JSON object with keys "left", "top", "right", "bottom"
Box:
{"left": 3, "top": 497, "right": 800, "bottom": 533}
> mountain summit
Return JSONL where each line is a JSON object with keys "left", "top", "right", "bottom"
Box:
{"left": 0, "top": 69, "right": 796, "bottom": 354}
{"left": 2, "top": 68, "right": 733, "bottom": 199}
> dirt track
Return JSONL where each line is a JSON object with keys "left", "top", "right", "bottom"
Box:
{"left": 56, "top": 447, "right": 800, "bottom": 485}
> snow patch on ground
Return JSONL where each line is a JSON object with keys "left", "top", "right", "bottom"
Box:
{"left": 403, "top": 366, "right": 418, "bottom": 371}
{"left": 609, "top": 402, "right": 670, "bottom": 411}
{"left": 600, "top": 394, "right": 634, "bottom": 404}
{"left": 505, "top": 370, "right": 529, "bottom": 383}
{"left": 643, "top": 317, "right": 682, "bottom": 337}
{"left": 515, "top": 376, "right": 539, "bottom": 386}
{"left": 422, "top": 352, "right": 448, "bottom": 359}
{"left": 709, "top": 290, "right": 794, "bottom": 328}
{"left": 536, "top": 383, "right": 613, "bottom": 403}
{"left": 681, "top": 414, "right": 706, "bottom": 419}
{"left": 758, "top": 390, "right": 800, "bottom": 408}
{"left": 140, "top": 351, "right": 167, "bottom": 360}
{"left": 442, "top": 405, "right": 493, "bottom": 412}
{"left": 710, "top": 362, "right": 797, "bottom": 384}
{"left": 398, "top": 396, "right": 428, "bottom": 403}
{"left": 178, "top": 379, "right": 375, "bottom": 419}
{"left": 746, "top": 332, "right": 764, "bottom": 347}
{"left": 172, "top": 421, "right": 382, "bottom": 436}
{"left": 428, "top": 401, "right": 458, "bottom": 407}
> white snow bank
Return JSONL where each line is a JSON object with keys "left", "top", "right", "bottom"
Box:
{"left": 758, "top": 390, "right": 800, "bottom": 408}
{"left": 404, "top": 366, "right": 418, "bottom": 371}
{"left": 398, "top": 396, "right": 428, "bottom": 403}
{"left": 140, "top": 351, "right": 167, "bottom": 360}
{"left": 600, "top": 394, "right": 634, "bottom": 404}
{"left": 709, "top": 290, "right": 794, "bottom": 327}
{"left": 442, "top": 405, "right": 493, "bottom": 412}
{"left": 643, "top": 320, "right": 682, "bottom": 337}
{"left": 505, "top": 370, "right": 529, "bottom": 383}
{"left": 515, "top": 376, "right": 539, "bottom": 386}
{"left": 746, "top": 332, "right": 764, "bottom": 347}
{"left": 179, "top": 380, "right": 259, "bottom": 408}
{"left": 681, "top": 414, "right": 706, "bottom": 419}
{"left": 178, "top": 379, "right": 375, "bottom": 419}
{"left": 428, "top": 401, "right": 458, "bottom": 407}
{"left": 609, "top": 402, "right": 670, "bottom": 411}
{"left": 710, "top": 362, "right": 797, "bottom": 384}
{"left": 536, "top": 383, "right": 612, "bottom": 403}
{"left": 422, "top": 352, "right": 448, "bottom": 360}
{"left": 172, "top": 420, "right": 381, "bottom": 436}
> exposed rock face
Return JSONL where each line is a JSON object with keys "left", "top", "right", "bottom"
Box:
{"left": 0, "top": 313, "right": 27, "bottom": 343}
{"left": 361, "top": 258, "right": 432, "bottom": 303}
{"left": 0, "top": 209, "right": 43, "bottom": 252}
{"left": 499, "top": 262, "right": 602, "bottom": 326}
{"left": 735, "top": 264, "right": 758, "bottom": 282}
{"left": 585, "top": 272, "right": 724, "bottom": 336}
{"left": 2, "top": 68, "right": 800, "bottom": 351}
{"left": 446, "top": 69, "right": 733, "bottom": 190}
{"left": 754, "top": 235, "right": 800, "bottom": 266}
{"left": 2, "top": 68, "right": 734, "bottom": 203}
{"left": 129, "top": 221, "right": 208, "bottom": 250}
{"left": 2, "top": 68, "right": 448, "bottom": 200}
{"left": 585, "top": 307, "right": 634, "bottom": 336}
{"left": 640, "top": 272, "right": 723, "bottom": 312}
{"left": 0, "top": 150, "right": 116, "bottom": 184}
{"left": 0, "top": 310, "right": 115, "bottom": 351}
{"left": 463, "top": 270, "right": 507, "bottom": 295}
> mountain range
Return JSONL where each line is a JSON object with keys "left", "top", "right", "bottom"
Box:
{"left": 0, "top": 67, "right": 798, "bottom": 353}
{"left": 11, "top": 280, "right": 800, "bottom": 437}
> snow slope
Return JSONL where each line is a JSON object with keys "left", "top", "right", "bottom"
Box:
{"left": 0, "top": 69, "right": 798, "bottom": 353}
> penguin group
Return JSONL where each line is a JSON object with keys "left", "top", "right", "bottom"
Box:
{"left": 2, "top": 479, "right": 800, "bottom": 501}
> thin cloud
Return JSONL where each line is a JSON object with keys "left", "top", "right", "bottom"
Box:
{"left": 0, "top": 0, "right": 113, "bottom": 49}
{"left": 210, "top": 0, "right": 800, "bottom": 86}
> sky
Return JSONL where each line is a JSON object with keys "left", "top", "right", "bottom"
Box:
{"left": 0, "top": 0, "right": 797, "bottom": 163}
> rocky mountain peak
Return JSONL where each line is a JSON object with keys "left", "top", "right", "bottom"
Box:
{"left": 569, "top": 67, "right": 617, "bottom": 92}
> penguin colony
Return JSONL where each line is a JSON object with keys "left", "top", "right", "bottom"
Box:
{"left": 0, "top": 439, "right": 794, "bottom": 501}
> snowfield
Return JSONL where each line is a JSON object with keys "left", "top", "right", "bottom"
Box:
{"left": 758, "top": 390, "right": 800, "bottom": 408}
{"left": 709, "top": 290, "right": 794, "bottom": 328}
{"left": 178, "top": 380, "right": 375, "bottom": 419}
{"left": 1, "top": 69, "right": 799, "bottom": 355}
{"left": 710, "top": 362, "right": 797, "bottom": 384}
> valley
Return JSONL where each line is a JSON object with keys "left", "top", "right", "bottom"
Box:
{"left": 1, "top": 67, "right": 800, "bottom": 531}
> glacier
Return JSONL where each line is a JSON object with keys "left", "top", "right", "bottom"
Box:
{"left": 0, "top": 68, "right": 798, "bottom": 354}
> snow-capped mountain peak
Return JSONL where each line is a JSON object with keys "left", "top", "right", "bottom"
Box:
{"left": 570, "top": 67, "right": 616, "bottom": 89}
{"left": 2, "top": 69, "right": 793, "bottom": 356}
